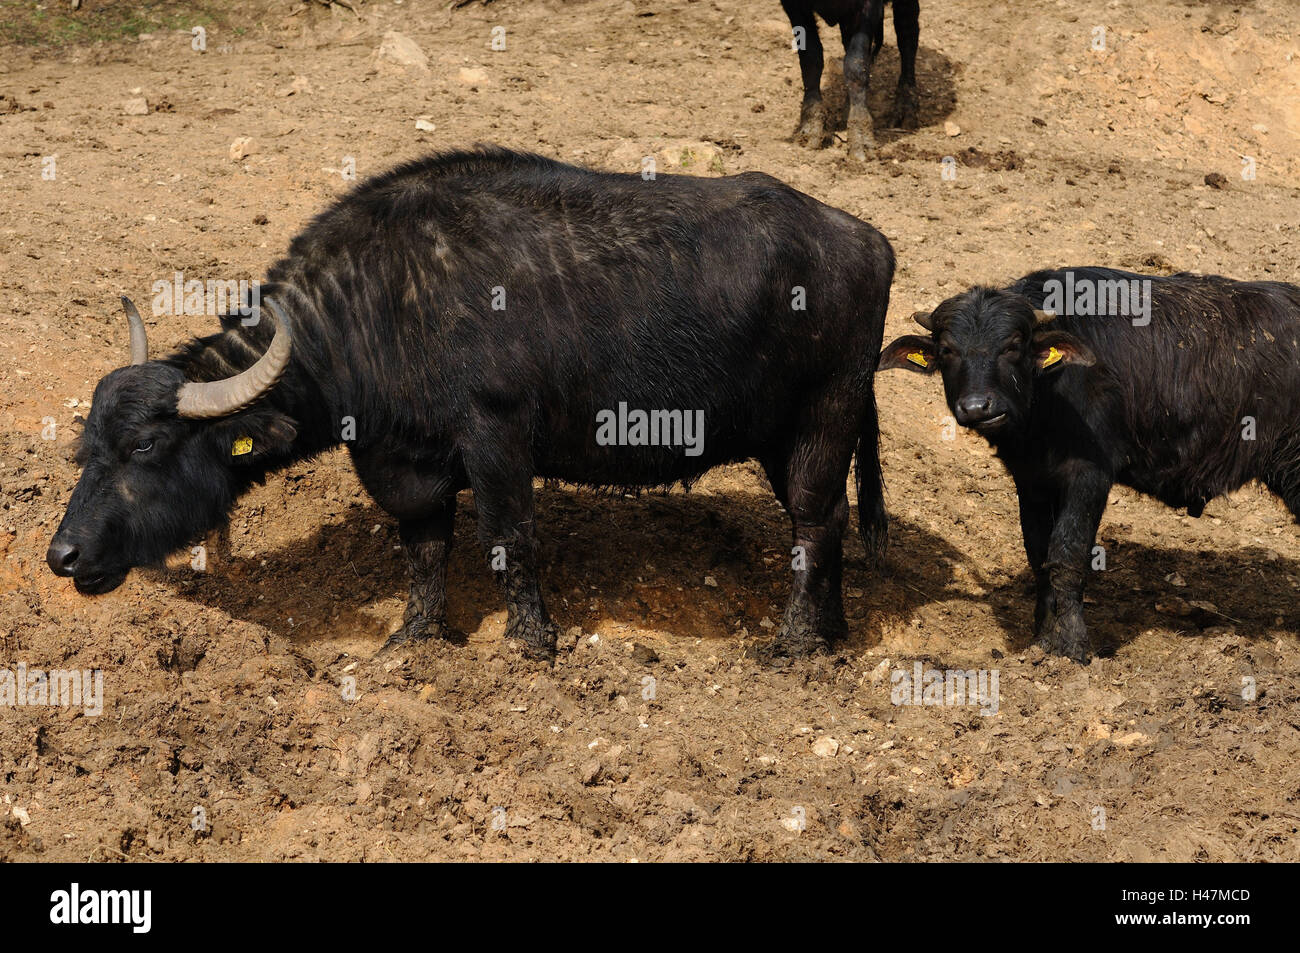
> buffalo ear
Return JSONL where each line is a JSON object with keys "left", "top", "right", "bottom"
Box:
{"left": 879, "top": 335, "right": 939, "bottom": 374}
{"left": 1032, "top": 329, "right": 1096, "bottom": 373}
{"left": 210, "top": 407, "right": 298, "bottom": 465}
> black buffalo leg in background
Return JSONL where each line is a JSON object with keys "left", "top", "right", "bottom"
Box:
{"left": 840, "top": 15, "right": 876, "bottom": 160}
{"left": 889, "top": 0, "right": 921, "bottom": 129}
{"left": 782, "top": 0, "right": 828, "bottom": 147}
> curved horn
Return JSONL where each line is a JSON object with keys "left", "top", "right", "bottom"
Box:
{"left": 122, "top": 297, "right": 149, "bottom": 365}
{"left": 176, "top": 297, "right": 293, "bottom": 419}
{"left": 912, "top": 309, "right": 935, "bottom": 331}
{"left": 1033, "top": 309, "right": 1057, "bottom": 323}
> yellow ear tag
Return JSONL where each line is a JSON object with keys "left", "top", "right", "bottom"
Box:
{"left": 232, "top": 436, "right": 253, "bottom": 457}
{"left": 907, "top": 352, "right": 929, "bottom": 368}
{"left": 1042, "top": 346, "right": 1064, "bottom": 368}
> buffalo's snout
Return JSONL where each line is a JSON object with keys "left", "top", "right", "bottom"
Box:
{"left": 955, "top": 393, "right": 1003, "bottom": 427}
{"left": 47, "top": 538, "right": 80, "bottom": 576}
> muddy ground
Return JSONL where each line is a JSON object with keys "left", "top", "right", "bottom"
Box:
{"left": 1, "top": 0, "right": 1299, "bottom": 861}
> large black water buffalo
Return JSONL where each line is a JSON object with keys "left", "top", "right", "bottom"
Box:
{"left": 880, "top": 267, "right": 1300, "bottom": 662}
{"left": 47, "top": 147, "right": 894, "bottom": 659}
{"left": 780, "top": 0, "right": 921, "bottom": 160}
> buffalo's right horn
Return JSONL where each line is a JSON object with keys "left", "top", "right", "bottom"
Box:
{"left": 122, "top": 297, "right": 149, "bottom": 365}
{"left": 912, "top": 309, "right": 935, "bottom": 331}
{"left": 1033, "top": 309, "right": 1057, "bottom": 323}
{"left": 175, "top": 297, "right": 293, "bottom": 419}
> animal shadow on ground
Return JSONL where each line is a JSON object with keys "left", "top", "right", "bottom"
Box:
{"left": 816, "top": 42, "right": 957, "bottom": 147}
{"left": 986, "top": 537, "right": 1300, "bottom": 657}
{"left": 158, "top": 480, "right": 972, "bottom": 655}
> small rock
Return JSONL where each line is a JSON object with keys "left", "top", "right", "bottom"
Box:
{"left": 458, "top": 66, "right": 488, "bottom": 86}
{"left": 812, "top": 736, "right": 840, "bottom": 758}
{"left": 703, "top": 575, "right": 718, "bottom": 588}
{"left": 229, "top": 137, "right": 257, "bottom": 161}
{"left": 414, "top": 118, "right": 436, "bottom": 132}
{"left": 1204, "top": 172, "right": 1229, "bottom": 190}
{"left": 943, "top": 120, "right": 961, "bottom": 137}
{"left": 122, "top": 98, "right": 149, "bottom": 116}
{"left": 1165, "top": 571, "right": 1186, "bottom": 587}
{"left": 378, "top": 32, "right": 429, "bottom": 71}
{"left": 1113, "top": 731, "right": 1151, "bottom": 747}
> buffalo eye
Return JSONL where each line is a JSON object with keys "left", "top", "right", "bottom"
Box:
{"left": 133, "top": 439, "right": 154, "bottom": 455}
{"left": 1002, "top": 342, "right": 1022, "bottom": 358}
{"left": 939, "top": 344, "right": 957, "bottom": 360}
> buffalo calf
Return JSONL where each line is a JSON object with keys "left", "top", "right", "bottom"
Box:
{"left": 881, "top": 267, "right": 1300, "bottom": 662}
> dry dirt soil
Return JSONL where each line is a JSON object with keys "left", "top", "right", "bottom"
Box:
{"left": 2, "top": 0, "right": 1299, "bottom": 862}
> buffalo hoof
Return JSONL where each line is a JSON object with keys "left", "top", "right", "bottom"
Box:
{"left": 1036, "top": 614, "right": 1092, "bottom": 664}
{"left": 505, "top": 612, "right": 558, "bottom": 661}
{"left": 773, "top": 631, "right": 829, "bottom": 658}
{"left": 846, "top": 118, "right": 876, "bottom": 163}
{"left": 888, "top": 86, "right": 921, "bottom": 130}
{"left": 774, "top": 607, "right": 842, "bottom": 658}
{"left": 379, "top": 617, "right": 462, "bottom": 654}
{"left": 793, "top": 101, "right": 828, "bottom": 149}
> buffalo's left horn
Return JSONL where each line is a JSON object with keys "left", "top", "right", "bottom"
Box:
{"left": 912, "top": 309, "right": 935, "bottom": 331}
{"left": 122, "top": 297, "right": 149, "bottom": 365}
{"left": 176, "top": 297, "right": 292, "bottom": 419}
{"left": 1033, "top": 309, "right": 1057, "bottom": 323}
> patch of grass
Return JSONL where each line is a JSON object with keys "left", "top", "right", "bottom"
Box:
{"left": 0, "top": 1, "right": 221, "bottom": 49}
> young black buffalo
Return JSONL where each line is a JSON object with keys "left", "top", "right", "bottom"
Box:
{"left": 780, "top": 0, "right": 921, "bottom": 160}
{"left": 881, "top": 267, "right": 1300, "bottom": 662}
{"left": 47, "top": 147, "right": 894, "bottom": 660}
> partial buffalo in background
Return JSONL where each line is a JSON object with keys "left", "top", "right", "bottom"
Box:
{"left": 881, "top": 267, "right": 1300, "bottom": 662}
{"left": 48, "top": 147, "right": 895, "bottom": 661}
{"left": 780, "top": 0, "right": 921, "bottom": 160}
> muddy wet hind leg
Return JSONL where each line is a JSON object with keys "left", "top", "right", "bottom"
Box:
{"left": 388, "top": 496, "right": 459, "bottom": 647}
{"left": 465, "top": 442, "right": 558, "bottom": 660}
{"left": 771, "top": 434, "right": 853, "bottom": 656}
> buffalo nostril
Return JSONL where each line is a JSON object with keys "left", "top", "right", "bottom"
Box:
{"left": 47, "top": 541, "right": 80, "bottom": 576}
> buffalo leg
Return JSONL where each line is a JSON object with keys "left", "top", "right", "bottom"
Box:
{"left": 351, "top": 447, "right": 463, "bottom": 649}
{"left": 1013, "top": 479, "right": 1057, "bottom": 638}
{"left": 389, "top": 497, "right": 458, "bottom": 645}
{"left": 1036, "top": 466, "right": 1110, "bottom": 663}
{"left": 774, "top": 435, "right": 853, "bottom": 655}
{"left": 782, "top": 1, "right": 827, "bottom": 148}
{"left": 889, "top": 0, "right": 921, "bottom": 129}
{"left": 840, "top": 16, "right": 876, "bottom": 160}
{"left": 464, "top": 446, "right": 557, "bottom": 659}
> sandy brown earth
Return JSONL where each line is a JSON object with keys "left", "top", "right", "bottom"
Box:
{"left": 1, "top": 0, "right": 1299, "bottom": 861}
